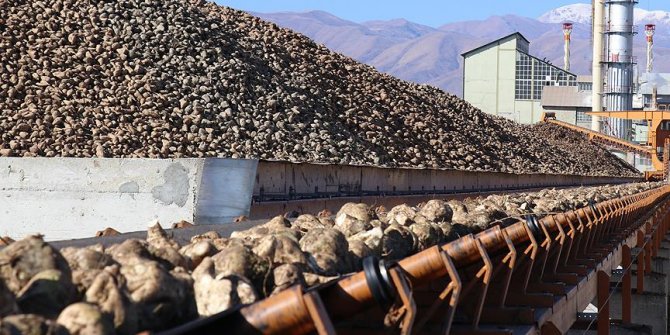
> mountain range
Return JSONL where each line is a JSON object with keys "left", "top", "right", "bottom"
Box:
{"left": 253, "top": 4, "right": 670, "bottom": 97}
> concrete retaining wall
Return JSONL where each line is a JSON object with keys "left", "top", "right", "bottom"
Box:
{"left": 0, "top": 157, "right": 641, "bottom": 241}
{"left": 253, "top": 161, "right": 641, "bottom": 199}
{"left": 250, "top": 162, "right": 641, "bottom": 219}
{"left": 0, "top": 158, "right": 257, "bottom": 241}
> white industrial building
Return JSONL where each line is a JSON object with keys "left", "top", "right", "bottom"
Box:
{"left": 540, "top": 76, "right": 594, "bottom": 129}
{"left": 462, "top": 33, "right": 577, "bottom": 124}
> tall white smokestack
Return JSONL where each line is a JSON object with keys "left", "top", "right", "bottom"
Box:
{"left": 563, "top": 23, "right": 573, "bottom": 71}
{"left": 604, "top": 0, "right": 637, "bottom": 140}
{"left": 645, "top": 24, "right": 655, "bottom": 73}
{"left": 592, "top": 0, "right": 606, "bottom": 132}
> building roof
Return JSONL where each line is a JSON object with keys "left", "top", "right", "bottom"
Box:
{"left": 541, "top": 86, "right": 592, "bottom": 108}
{"left": 461, "top": 32, "right": 530, "bottom": 58}
{"left": 577, "top": 75, "right": 592, "bottom": 83}
{"left": 638, "top": 73, "right": 670, "bottom": 95}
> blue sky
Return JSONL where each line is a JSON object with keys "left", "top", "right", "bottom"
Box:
{"left": 216, "top": 1, "right": 666, "bottom": 27}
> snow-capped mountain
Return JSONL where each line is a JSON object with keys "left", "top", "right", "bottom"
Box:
{"left": 538, "top": 3, "right": 592, "bottom": 24}
{"left": 251, "top": 3, "right": 670, "bottom": 97}
{"left": 539, "top": 3, "right": 670, "bottom": 26}
{"left": 636, "top": 8, "right": 670, "bottom": 26}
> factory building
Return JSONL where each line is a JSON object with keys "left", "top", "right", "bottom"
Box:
{"left": 460, "top": 1, "right": 663, "bottom": 175}
{"left": 540, "top": 76, "right": 594, "bottom": 129}
{"left": 638, "top": 73, "right": 670, "bottom": 110}
{"left": 462, "top": 33, "right": 577, "bottom": 124}
{"left": 582, "top": 72, "right": 670, "bottom": 144}
{"left": 540, "top": 73, "right": 658, "bottom": 144}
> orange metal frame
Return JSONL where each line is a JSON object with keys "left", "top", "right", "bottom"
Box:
{"left": 163, "top": 185, "right": 670, "bottom": 335}
{"left": 547, "top": 119, "right": 655, "bottom": 157}
{"left": 546, "top": 113, "right": 670, "bottom": 180}
{"left": 585, "top": 110, "right": 670, "bottom": 152}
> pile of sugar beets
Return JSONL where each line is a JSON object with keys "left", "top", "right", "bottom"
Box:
{"left": 0, "top": 182, "right": 662, "bottom": 334}
{"left": 0, "top": 0, "right": 639, "bottom": 178}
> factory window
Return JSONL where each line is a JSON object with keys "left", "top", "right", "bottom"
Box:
{"left": 555, "top": 71, "right": 565, "bottom": 84}
{"left": 578, "top": 82, "right": 592, "bottom": 91}
{"left": 560, "top": 72, "right": 577, "bottom": 87}
{"left": 515, "top": 52, "right": 532, "bottom": 100}
{"left": 576, "top": 111, "right": 592, "bottom": 123}
{"left": 516, "top": 51, "right": 576, "bottom": 101}
{"left": 533, "top": 60, "right": 552, "bottom": 100}
{"left": 568, "top": 76, "right": 576, "bottom": 86}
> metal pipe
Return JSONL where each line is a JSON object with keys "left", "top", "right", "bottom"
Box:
{"left": 592, "top": 0, "right": 606, "bottom": 132}
{"left": 652, "top": 86, "right": 658, "bottom": 110}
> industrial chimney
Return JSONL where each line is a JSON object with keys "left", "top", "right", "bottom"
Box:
{"left": 563, "top": 23, "right": 573, "bottom": 71}
{"left": 591, "top": 0, "right": 606, "bottom": 132}
{"left": 604, "top": 0, "right": 637, "bottom": 140}
{"left": 645, "top": 24, "right": 655, "bottom": 73}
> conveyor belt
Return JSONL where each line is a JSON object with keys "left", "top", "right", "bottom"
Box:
{"left": 546, "top": 119, "right": 655, "bottom": 157}
{"left": 159, "top": 184, "right": 670, "bottom": 335}
{"left": 544, "top": 118, "right": 667, "bottom": 180}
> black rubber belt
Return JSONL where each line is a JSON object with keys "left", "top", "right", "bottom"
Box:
{"left": 525, "top": 214, "right": 542, "bottom": 240}
{"left": 589, "top": 200, "right": 598, "bottom": 215}
{"left": 363, "top": 256, "right": 395, "bottom": 310}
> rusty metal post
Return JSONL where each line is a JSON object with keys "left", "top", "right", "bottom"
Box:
{"left": 598, "top": 270, "right": 610, "bottom": 335}
{"left": 621, "top": 245, "right": 632, "bottom": 324}
{"left": 645, "top": 222, "right": 653, "bottom": 274}
{"left": 637, "top": 231, "right": 645, "bottom": 293}
{"left": 645, "top": 242, "right": 652, "bottom": 274}
{"left": 653, "top": 221, "right": 660, "bottom": 257}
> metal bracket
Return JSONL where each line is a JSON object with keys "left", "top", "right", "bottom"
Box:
{"left": 387, "top": 267, "right": 416, "bottom": 335}
{"left": 414, "top": 247, "right": 462, "bottom": 335}
{"left": 304, "top": 290, "right": 337, "bottom": 335}
{"left": 471, "top": 238, "right": 493, "bottom": 329}
{"left": 497, "top": 229, "right": 517, "bottom": 307}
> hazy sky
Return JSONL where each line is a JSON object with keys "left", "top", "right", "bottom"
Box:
{"left": 216, "top": 1, "right": 669, "bottom": 27}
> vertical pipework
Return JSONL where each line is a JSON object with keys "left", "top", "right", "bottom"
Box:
{"left": 645, "top": 24, "right": 655, "bottom": 73}
{"left": 592, "top": 0, "right": 606, "bottom": 132}
{"left": 652, "top": 86, "right": 658, "bottom": 110}
{"left": 604, "top": 0, "right": 638, "bottom": 140}
{"left": 563, "top": 23, "right": 573, "bottom": 71}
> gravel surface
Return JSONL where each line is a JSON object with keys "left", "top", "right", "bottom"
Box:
{"left": 0, "top": 0, "right": 638, "bottom": 177}
{"left": 0, "top": 182, "right": 661, "bottom": 334}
